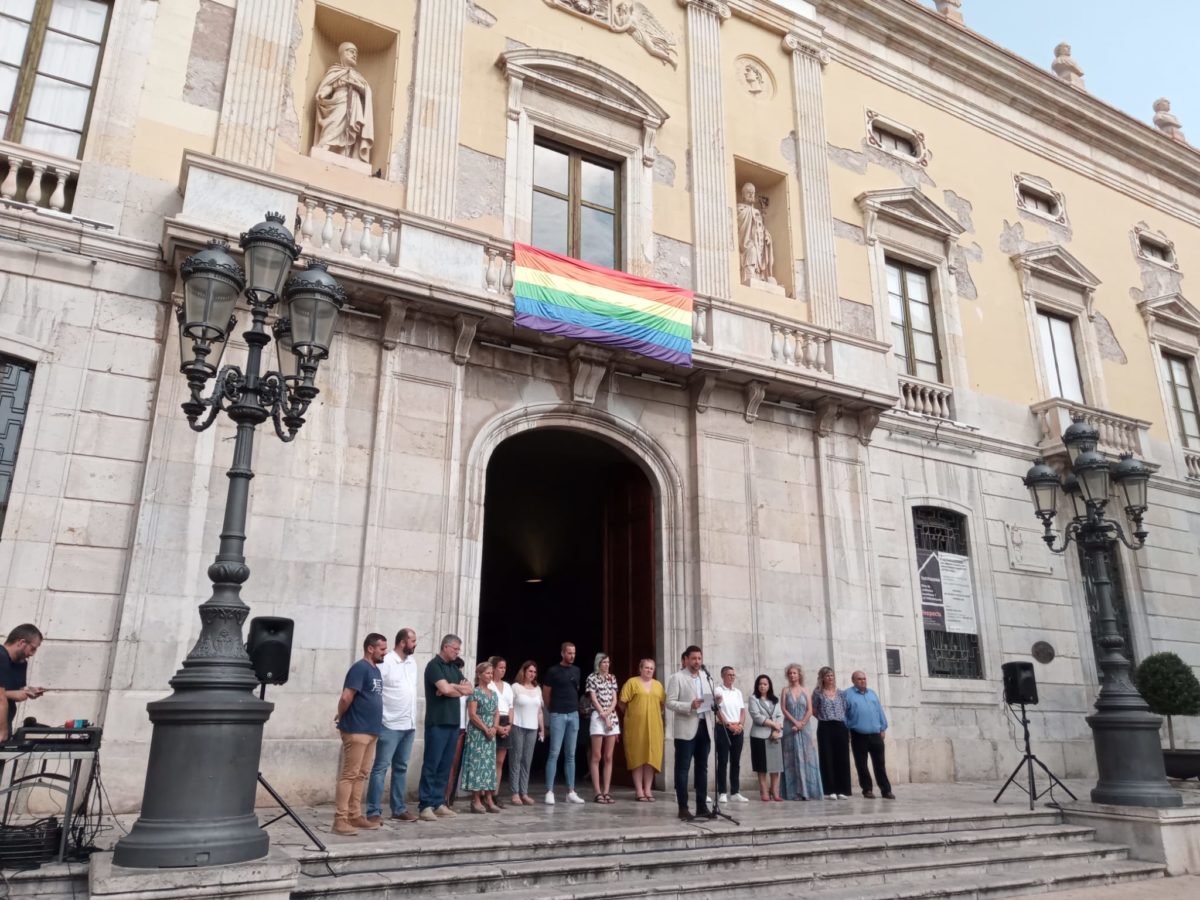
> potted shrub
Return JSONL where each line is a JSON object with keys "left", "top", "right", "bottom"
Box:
{"left": 1135, "top": 651, "right": 1200, "bottom": 779}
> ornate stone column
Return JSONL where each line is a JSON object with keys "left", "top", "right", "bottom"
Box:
{"left": 677, "top": 0, "right": 732, "bottom": 299}
{"left": 784, "top": 27, "right": 841, "bottom": 329}
{"left": 214, "top": 0, "right": 298, "bottom": 170}
{"left": 407, "top": 0, "right": 467, "bottom": 220}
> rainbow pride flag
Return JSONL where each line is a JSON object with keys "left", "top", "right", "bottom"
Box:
{"left": 512, "top": 243, "right": 693, "bottom": 367}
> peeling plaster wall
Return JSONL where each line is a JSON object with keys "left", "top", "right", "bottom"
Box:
{"left": 182, "top": 0, "right": 235, "bottom": 112}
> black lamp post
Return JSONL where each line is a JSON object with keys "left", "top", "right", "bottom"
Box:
{"left": 1023, "top": 417, "right": 1180, "bottom": 808}
{"left": 113, "top": 214, "right": 347, "bottom": 867}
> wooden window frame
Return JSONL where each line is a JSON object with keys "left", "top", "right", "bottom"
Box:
{"left": 0, "top": 0, "right": 112, "bottom": 158}
{"left": 1036, "top": 309, "right": 1086, "bottom": 403}
{"left": 886, "top": 257, "right": 943, "bottom": 382}
{"left": 531, "top": 136, "right": 622, "bottom": 270}
{"left": 1163, "top": 352, "right": 1200, "bottom": 449}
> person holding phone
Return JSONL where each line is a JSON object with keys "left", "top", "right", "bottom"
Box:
{"left": 0, "top": 624, "right": 45, "bottom": 742}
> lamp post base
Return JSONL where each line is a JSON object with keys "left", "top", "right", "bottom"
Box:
{"left": 1087, "top": 709, "right": 1182, "bottom": 809}
{"left": 112, "top": 685, "right": 274, "bottom": 868}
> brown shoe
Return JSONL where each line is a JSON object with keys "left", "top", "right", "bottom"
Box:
{"left": 392, "top": 811, "right": 419, "bottom": 822}
{"left": 366, "top": 815, "right": 382, "bottom": 825}
{"left": 349, "top": 816, "right": 381, "bottom": 830}
{"left": 332, "top": 820, "right": 358, "bottom": 836}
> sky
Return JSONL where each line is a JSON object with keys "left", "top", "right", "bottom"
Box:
{"left": 917, "top": 1, "right": 1200, "bottom": 134}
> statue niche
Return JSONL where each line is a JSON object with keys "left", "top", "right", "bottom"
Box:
{"left": 737, "top": 182, "right": 783, "bottom": 295}
{"left": 310, "top": 41, "right": 375, "bottom": 173}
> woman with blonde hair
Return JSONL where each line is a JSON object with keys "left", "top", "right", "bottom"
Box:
{"left": 618, "top": 658, "right": 665, "bottom": 801}
{"left": 812, "top": 665, "right": 852, "bottom": 799}
{"left": 780, "top": 663, "right": 823, "bottom": 800}
{"left": 461, "top": 661, "right": 501, "bottom": 813}
{"left": 586, "top": 652, "right": 620, "bottom": 803}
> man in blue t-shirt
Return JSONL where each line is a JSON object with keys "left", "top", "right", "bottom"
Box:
{"left": 333, "top": 632, "right": 387, "bottom": 835}
{"left": 0, "top": 624, "right": 45, "bottom": 742}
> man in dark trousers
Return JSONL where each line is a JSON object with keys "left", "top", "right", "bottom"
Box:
{"left": 844, "top": 670, "right": 895, "bottom": 800}
{"left": 0, "top": 624, "right": 45, "bottom": 742}
{"left": 666, "top": 645, "right": 718, "bottom": 820}
{"left": 332, "top": 632, "right": 387, "bottom": 835}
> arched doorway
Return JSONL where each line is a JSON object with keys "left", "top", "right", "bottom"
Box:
{"left": 476, "top": 428, "right": 658, "bottom": 785}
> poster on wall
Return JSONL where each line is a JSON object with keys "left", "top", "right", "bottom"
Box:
{"left": 917, "top": 549, "right": 978, "bottom": 635}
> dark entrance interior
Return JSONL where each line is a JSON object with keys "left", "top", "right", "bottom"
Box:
{"left": 476, "top": 428, "right": 657, "bottom": 787}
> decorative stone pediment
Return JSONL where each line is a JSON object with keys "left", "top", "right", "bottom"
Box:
{"left": 499, "top": 48, "right": 668, "bottom": 162}
{"left": 1139, "top": 292, "right": 1200, "bottom": 343}
{"left": 541, "top": 2, "right": 680, "bottom": 69}
{"left": 856, "top": 187, "right": 965, "bottom": 245}
{"left": 1012, "top": 243, "right": 1100, "bottom": 318}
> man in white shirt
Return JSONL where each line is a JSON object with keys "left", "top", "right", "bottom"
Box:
{"left": 366, "top": 628, "right": 419, "bottom": 823}
{"left": 665, "top": 645, "right": 719, "bottom": 820}
{"left": 715, "top": 666, "right": 749, "bottom": 803}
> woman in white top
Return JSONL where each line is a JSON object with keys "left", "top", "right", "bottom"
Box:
{"left": 488, "top": 656, "right": 514, "bottom": 798}
{"left": 508, "top": 660, "right": 545, "bottom": 806}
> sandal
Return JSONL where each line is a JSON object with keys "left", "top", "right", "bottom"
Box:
{"left": 636, "top": 795, "right": 651, "bottom": 802}
{"left": 593, "top": 794, "right": 605, "bottom": 803}
{"left": 601, "top": 794, "right": 615, "bottom": 804}
{"left": 470, "top": 804, "right": 486, "bottom": 814}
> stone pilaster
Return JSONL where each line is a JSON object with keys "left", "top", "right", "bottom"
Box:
{"left": 407, "top": 0, "right": 467, "bottom": 220}
{"left": 214, "top": 0, "right": 298, "bottom": 170}
{"left": 678, "top": 0, "right": 732, "bottom": 299}
{"left": 784, "top": 28, "right": 841, "bottom": 329}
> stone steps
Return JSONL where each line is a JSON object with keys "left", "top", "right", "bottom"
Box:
{"left": 304, "top": 809, "right": 1062, "bottom": 877}
{"left": 291, "top": 818, "right": 1163, "bottom": 899}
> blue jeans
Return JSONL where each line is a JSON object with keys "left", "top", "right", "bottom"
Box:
{"left": 366, "top": 726, "right": 415, "bottom": 817}
{"left": 545, "top": 712, "right": 579, "bottom": 793}
{"left": 418, "top": 724, "right": 460, "bottom": 811}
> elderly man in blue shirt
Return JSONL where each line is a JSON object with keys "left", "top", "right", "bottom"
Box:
{"left": 843, "top": 671, "right": 895, "bottom": 800}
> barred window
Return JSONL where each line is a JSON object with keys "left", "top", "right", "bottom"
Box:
{"left": 913, "top": 506, "right": 983, "bottom": 680}
{"left": 0, "top": 354, "right": 35, "bottom": 539}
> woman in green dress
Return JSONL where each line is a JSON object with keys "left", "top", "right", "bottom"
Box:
{"left": 462, "top": 661, "right": 501, "bottom": 813}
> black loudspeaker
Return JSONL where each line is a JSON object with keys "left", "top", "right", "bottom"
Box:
{"left": 1001, "top": 661, "right": 1038, "bottom": 706}
{"left": 247, "top": 617, "right": 294, "bottom": 686}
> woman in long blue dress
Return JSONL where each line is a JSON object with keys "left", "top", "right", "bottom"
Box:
{"left": 780, "top": 663, "right": 823, "bottom": 800}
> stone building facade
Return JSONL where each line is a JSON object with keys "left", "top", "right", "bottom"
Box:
{"left": 1, "top": 0, "right": 1199, "bottom": 809}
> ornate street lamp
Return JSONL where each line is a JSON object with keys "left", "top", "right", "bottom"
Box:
{"left": 1023, "top": 418, "right": 1180, "bottom": 808}
{"left": 114, "top": 214, "right": 346, "bottom": 867}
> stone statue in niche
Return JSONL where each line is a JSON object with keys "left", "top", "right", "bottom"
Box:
{"left": 312, "top": 42, "right": 375, "bottom": 171}
{"left": 737, "top": 182, "right": 781, "bottom": 293}
{"left": 1153, "top": 98, "right": 1186, "bottom": 143}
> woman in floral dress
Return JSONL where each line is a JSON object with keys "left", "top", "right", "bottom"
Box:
{"left": 780, "top": 663, "right": 823, "bottom": 800}
{"left": 462, "top": 661, "right": 501, "bottom": 813}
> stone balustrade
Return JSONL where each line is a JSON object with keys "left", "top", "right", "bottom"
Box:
{"left": 1031, "top": 398, "right": 1149, "bottom": 459}
{"left": 0, "top": 140, "right": 79, "bottom": 212}
{"left": 769, "top": 322, "right": 831, "bottom": 374}
{"left": 1184, "top": 449, "right": 1200, "bottom": 480}
{"left": 898, "top": 374, "right": 955, "bottom": 420}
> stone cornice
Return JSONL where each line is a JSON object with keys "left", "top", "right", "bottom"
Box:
{"left": 816, "top": 0, "right": 1200, "bottom": 221}
{"left": 0, "top": 206, "right": 163, "bottom": 270}
{"left": 728, "top": 0, "right": 815, "bottom": 35}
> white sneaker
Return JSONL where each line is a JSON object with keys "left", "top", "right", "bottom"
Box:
{"left": 544, "top": 791, "right": 556, "bottom": 805}
{"left": 718, "top": 793, "right": 728, "bottom": 804}
{"left": 825, "top": 794, "right": 837, "bottom": 800}
{"left": 706, "top": 795, "right": 713, "bottom": 804}
{"left": 731, "top": 793, "right": 750, "bottom": 803}
{"left": 837, "top": 794, "right": 851, "bottom": 799}
{"left": 566, "top": 791, "right": 585, "bottom": 804}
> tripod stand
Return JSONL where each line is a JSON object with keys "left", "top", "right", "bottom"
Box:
{"left": 256, "top": 683, "right": 327, "bottom": 851}
{"left": 699, "top": 667, "right": 739, "bottom": 826}
{"left": 993, "top": 702, "right": 1076, "bottom": 811}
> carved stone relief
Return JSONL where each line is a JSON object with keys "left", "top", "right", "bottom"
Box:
{"left": 543, "top": 1, "right": 679, "bottom": 68}
{"left": 735, "top": 56, "right": 774, "bottom": 99}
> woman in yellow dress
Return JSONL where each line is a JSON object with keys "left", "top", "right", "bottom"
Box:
{"left": 618, "top": 658, "right": 665, "bottom": 801}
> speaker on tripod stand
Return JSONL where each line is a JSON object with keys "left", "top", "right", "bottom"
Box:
{"left": 246, "top": 617, "right": 326, "bottom": 851}
{"left": 994, "top": 660, "right": 1076, "bottom": 810}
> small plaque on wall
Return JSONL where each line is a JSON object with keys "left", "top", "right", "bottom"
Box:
{"left": 886, "top": 648, "right": 902, "bottom": 675}
{"left": 1007, "top": 524, "right": 1053, "bottom": 574}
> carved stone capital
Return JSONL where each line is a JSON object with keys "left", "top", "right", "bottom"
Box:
{"left": 743, "top": 380, "right": 768, "bottom": 423}
{"left": 678, "top": 0, "right": 731, "bottom": 21}
{"left": 814, "top": 398, "right": 841, "bottom": 438}
{"left": 569, "top": 345, "right": 612, "bottom": 404}
{"left": 453, "top": 314, "right": 481, "bottom": 365}
{"left": 690, "top": 370, "right": 718, "bottom": 413}
{"left": 856, "top": 408, "right": 882, "bottom": 446}
{"left": 380, "top": 298, "right": 408, "bottom": 350}
{"left": 783, "top": 32, "right": 829, "bottom": 66}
